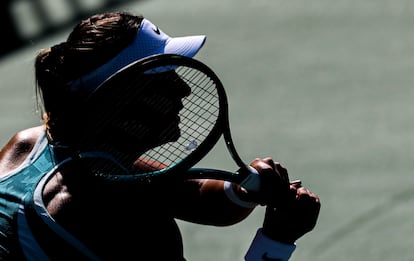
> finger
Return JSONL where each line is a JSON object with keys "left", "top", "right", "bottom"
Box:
{"left": 273, "top": 162, "right": 290, "bottom": 185}
{"left": 265, "top": 159, "right": 288, "bottom": 184}
{"left": 262, "top": 158, "right": 285, "bottom": 173}
{"left": 296, "top": 187, "right": 320, "bottom": 203}
{"left": 251, "top": 159, "right": 275, "bottom": 174}
{"left": 296, "top": 187, "right": 311, "bottom": 198}
{"left": 262, "top": 157, "right": 276, "bottom": 170}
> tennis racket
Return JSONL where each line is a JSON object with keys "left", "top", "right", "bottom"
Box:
{"left": 82, "top": 54, "right": 261, "bottom": 191}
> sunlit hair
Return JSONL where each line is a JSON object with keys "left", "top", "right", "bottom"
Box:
{"left": 35, "top": 11, "right": 143, "bottom": 146}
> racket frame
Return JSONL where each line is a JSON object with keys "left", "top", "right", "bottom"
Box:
{"left": 80, "top": 54, "right": 260, "bottom": 190}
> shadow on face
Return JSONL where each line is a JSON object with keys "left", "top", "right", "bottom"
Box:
{"left": 84, "top": 70, "right": 191, "bottom": 153}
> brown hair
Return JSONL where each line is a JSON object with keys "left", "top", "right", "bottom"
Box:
{"left": 35, "top": 11, "right": 143, "bottom": 146}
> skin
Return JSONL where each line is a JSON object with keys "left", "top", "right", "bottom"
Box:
{"left": 0, "top": 127, "right": 320, "bottom": 259}
{"left": 263, "top": 182, "right": 321, "bottom": 244}
{"left": 0, "top": 65, "right": 320, "bottom": 260}
{"left": 0, "top": 126, "right": 255, "bottom": 259}
{"left": 0, "top": 66, "right": 255, "bottom": 259}
{"left": 249, "top": 159, "right": 321, "bottom": 244}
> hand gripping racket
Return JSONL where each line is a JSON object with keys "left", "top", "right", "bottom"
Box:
{"left": 83, "top": 54, "right": 261, "bottom": 191}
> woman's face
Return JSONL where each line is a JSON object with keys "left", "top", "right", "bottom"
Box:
{"left": 90, "top": 71, "right": 191, "bottom": 153}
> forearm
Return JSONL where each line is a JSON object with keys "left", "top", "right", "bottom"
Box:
{"left": 174, "top": 179, "right": 256, "bottom": 226}
{"left": 201, "top": 179, "right": 257, "bottom": 224}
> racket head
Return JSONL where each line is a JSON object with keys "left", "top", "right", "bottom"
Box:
{"left": 81, "top": 54, "right": 229, "bottom": 183}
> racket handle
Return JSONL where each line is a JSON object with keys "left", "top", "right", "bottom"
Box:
{"left": 290, "top": 179, "right": 302, "bottom": 187}
{"left": 239, "top": 165, "right": 261, "bottom": 192}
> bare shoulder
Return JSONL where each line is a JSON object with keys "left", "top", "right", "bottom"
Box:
{"left": 0, "top": 126, "right": 45, "bottom": 177}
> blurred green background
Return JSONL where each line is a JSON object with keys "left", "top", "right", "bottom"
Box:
{"left": 1, "top": 0, "right": 414, "bottom": 260}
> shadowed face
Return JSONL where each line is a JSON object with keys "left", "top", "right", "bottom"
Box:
{"left": 87, "top": 70, "right": 191, "bottom": 153}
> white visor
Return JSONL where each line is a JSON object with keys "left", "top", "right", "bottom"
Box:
{"left": 68, "top": 18, "right": 206, "bottom": 96}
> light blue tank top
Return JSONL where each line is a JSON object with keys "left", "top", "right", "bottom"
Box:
{"left": 0, "top": 133, "right": 101, "bottom": 260}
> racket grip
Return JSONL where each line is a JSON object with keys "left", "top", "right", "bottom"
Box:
{"left": 239, "top": 165, "right": 261, "bottom": 192}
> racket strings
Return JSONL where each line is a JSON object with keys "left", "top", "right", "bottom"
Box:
{"left": 179, "top": 69, "right": 219, "bottom": 141}
{"left": 137, "top": 65, "right": 221, "bottom": 173}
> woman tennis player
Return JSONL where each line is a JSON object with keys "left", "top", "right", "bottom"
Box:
{"left": 0, "top": 11, "right": 320, "bottom": 260}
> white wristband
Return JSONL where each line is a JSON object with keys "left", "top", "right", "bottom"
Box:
{"left": 224, "top": 181, "right": 258, "bottom": 208}
{"left": 245, "top": 228, "right": 296, "bottom": 261}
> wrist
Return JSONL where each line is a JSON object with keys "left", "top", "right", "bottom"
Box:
{"left": 245, "top": 228, "right": 296, "bottom": 261}
{"left": 224, "top": 181, "right": 257, "bottom": 208}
